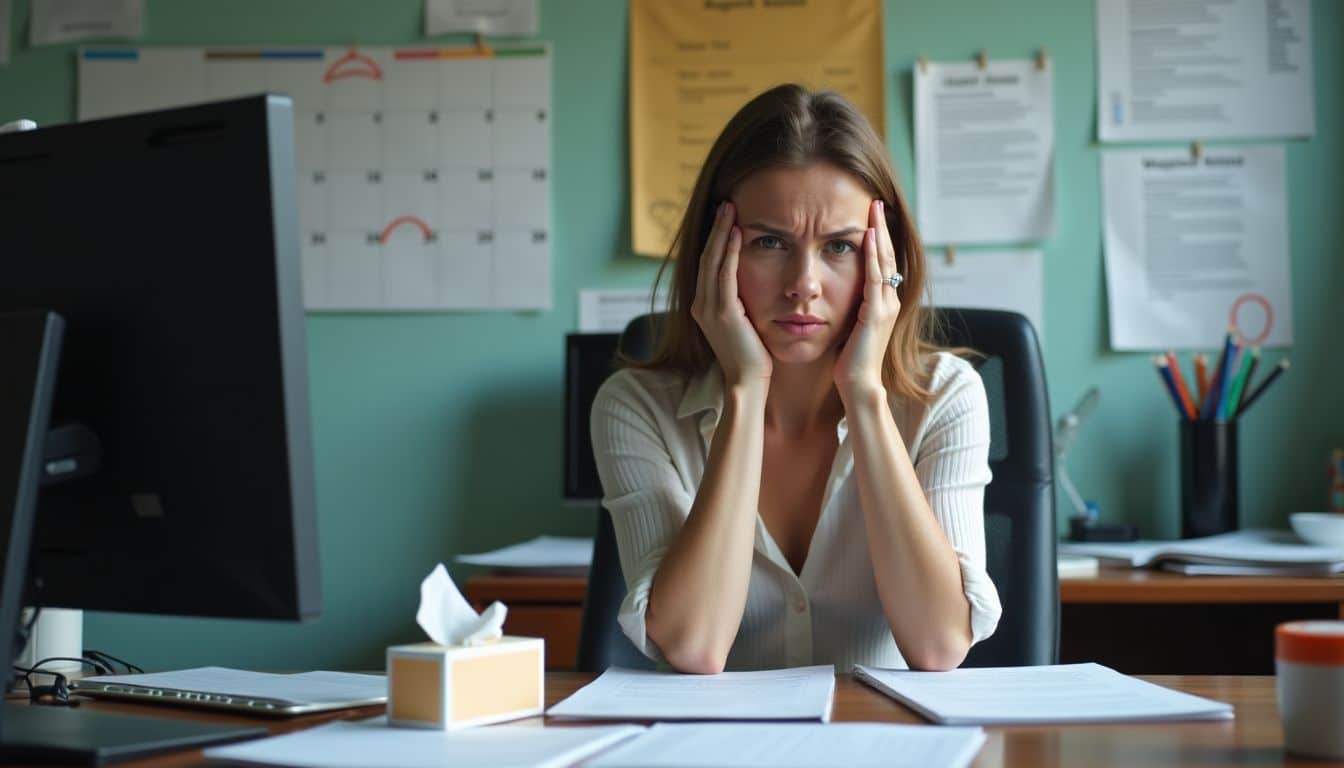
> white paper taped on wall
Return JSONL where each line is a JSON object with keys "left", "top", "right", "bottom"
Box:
{"left": 79, "top": 45, "right": 552, "bottom": 313}
{"left": 31, "top": 0, "right": 142, "bottom": 46}
{"left": 425, "top": 0, "right": 538, "bottom": 37}
{"left": 927, "top": 249, "right": 1045, "bottom": 346}
{"left": 1101, "top": 145, "right": 1293, "bottom": 350}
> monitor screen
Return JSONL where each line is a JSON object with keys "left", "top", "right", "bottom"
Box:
{"left": 0, "top": 95, "right": 319, "bottom": 621}
{"left": 563, "top": 333, "right": 621, "bottom": 503}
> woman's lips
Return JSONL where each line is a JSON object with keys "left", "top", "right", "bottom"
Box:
{"left": 775, "top": 320, "right": 826, "bottom": 336}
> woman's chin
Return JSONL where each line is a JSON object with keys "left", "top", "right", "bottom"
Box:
{"left": 765, "top": 343, "right": 833, "bottom": 367}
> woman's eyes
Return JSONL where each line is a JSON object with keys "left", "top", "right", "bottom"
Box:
{"left": 749, "top": 236, "right": 858, "bottom": 256}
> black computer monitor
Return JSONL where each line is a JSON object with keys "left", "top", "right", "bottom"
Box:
{"left": 0, "top": 96, "right": 318, "bottom": 761}
{"left": 0, "top": 95, "right": 319, "bottom": 622}
{"left": 563, "top": 333, "right": 621, "bottom": 504}
{"left": 0, "top": 312, "right": 63, "bottom": 687}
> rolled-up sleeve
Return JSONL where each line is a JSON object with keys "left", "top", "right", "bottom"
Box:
{"left": 912, "top": 373, "right": 1003, "bottom": 646}
{"left": 589, "top": 372, "right": 693, "bottom": 664}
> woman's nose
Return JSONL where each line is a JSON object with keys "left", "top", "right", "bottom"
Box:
{"left": 784, "top": 254, "right": 821, "bottom": 300}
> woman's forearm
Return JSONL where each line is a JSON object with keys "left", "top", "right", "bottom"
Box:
{"left": 842, "top": 385, "right": 972, "bottom": 671}
{"left": 645, "top": 381, "right": 767, "bottom": 674}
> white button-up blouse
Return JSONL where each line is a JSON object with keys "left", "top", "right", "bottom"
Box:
{"left": 589, "top": 351, "right": 1003, "bottom": 672}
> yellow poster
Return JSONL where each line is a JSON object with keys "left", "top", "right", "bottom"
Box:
{"left": 629, "top": 0, "right": 886, "bottom": 257}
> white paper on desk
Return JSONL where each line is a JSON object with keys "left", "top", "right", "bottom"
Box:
{"left": 927, "top": 249, "right": 1044, "bottom": 346}
{"left": 1059, "top": 529, "right": 1344, "bottom": 568}
{"left": 426, "top": 0, "right": 538, "bottom": 36}
{"left": 30, "top": 0, "right": 142, "bottom": 45}
{"left": 854, "top": 663, "right": 1233, "bottom": 725}
{"left": 547, "top": 666, "right": 836, "bottom": 722}
{"left": 1096, "top": 0, "right": 1314, "bottom": 142}
{"left": 1102, "top": 144, "right": 1293, "bottom": 350}
{"left": 457, "top": 535, "right": 593, "bottom": 571}
{"left": 205, "top": 717, "right": 644, "bottom": 768}
{"left": 588, "top": 722, "right": 986, "bottom": 768}
{"left": 579, "top": 288, "right": 669, "bottom": 333}
{"left": 1161, "top": 561, "right": 1344, "bottom": 577}
{"left": 915, "top": 59, "right": 1054, "bottom": 246}
{"left": 78, "top": 668, "right": 386, "bottom": 706}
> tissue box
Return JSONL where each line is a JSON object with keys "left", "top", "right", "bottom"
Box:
{"left": 386, "top": 636, "right": 544, "bottom": 729}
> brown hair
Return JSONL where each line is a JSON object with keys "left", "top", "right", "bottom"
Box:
{"left": 632, "top": 83, "right": 949, "bottom": 403}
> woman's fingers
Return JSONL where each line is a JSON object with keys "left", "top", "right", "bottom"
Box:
{"left": 864, "top": 226, "right": 882, "bottom": 300}
{"left": 697, "top": 201, "right": 733, "bottom": 310}
{"left": 872, "top": 199, "right": 898, "bottom": 276}
{"left": 719, "top": 225, "right": 742, "bottom": 312}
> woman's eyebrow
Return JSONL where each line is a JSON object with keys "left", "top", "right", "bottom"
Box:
{"left": 741, "top": 223, "right": 865, "bottom": 239}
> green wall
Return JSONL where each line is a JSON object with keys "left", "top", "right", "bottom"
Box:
{"left": 2, "top": 0, "right": 1340, "bottom": 670}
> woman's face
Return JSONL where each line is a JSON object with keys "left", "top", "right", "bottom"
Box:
{"left": 730, "top": 162, "right": 870, "bottom": 366}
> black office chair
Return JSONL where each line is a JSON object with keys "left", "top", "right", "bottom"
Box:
{"left": 576, "top": 309, "right": 1057, "bottom": 671}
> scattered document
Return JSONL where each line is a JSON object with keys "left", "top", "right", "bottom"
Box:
{"left": 1161, "top": 561, "right": 1344, "bottom": 577}
{"left": 915, "top": 59, "right": 1054, "bottom": 245}
{"left": 456, "top": 535, "right": 594, "bottom": 574}
{"left": 425, "top": 0, "right": 538, "bottom": 37}
{"left": 926, "top": 249, "right": 1044, "bottom": 345}
{"left": 80, "top": 45, "right": 552, "bottom": 313}
{"left": 1102, "top": 144, "right": 1292, "bottom": 350}
{"left": 76, "top": 667, "right": 385, "bottom": 706}
{"left": 204, "top": 718, "right": 644, "bottom": 768}
{"left": 1059, "top": 528, "right": 1344, "bottom": 570}
{"left": 854, "top": 663, "right": 1233, "bottom": 725}
{"left": 30, "top": 0, "right": 142, "bottom": 45}
{"left": 548, "top": 666, "right": 836, "bottom": 722}
{"left": 579, "top": 288, "right": 669, "bottom": 333}
{"left": 588, "top": 722, "right": 986, "bottom": 768}
{"left": 1097, "top": 0, "right": 1314, "bottom": 141}
{"left": 629, "top": 0, "right": 883, "bottom": 257}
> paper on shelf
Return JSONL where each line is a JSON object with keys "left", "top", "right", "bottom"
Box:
{"left": 416, "top": 563, "right": 506, "bottom": 646}
{"left": 1058, "top": 529, "right": 1344, "bottom": 568}
{"left": 547, "top": 666, "right": 836, "bottom": 722}
{"left": 456, "top": 536, "right": 593, "bottom": 570}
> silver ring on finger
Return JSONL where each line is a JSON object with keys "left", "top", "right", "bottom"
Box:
{"left": 884, "top": 272, "right": 904, "bottom": 289}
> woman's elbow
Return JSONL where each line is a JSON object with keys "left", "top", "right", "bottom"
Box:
{"left": 901, "top": 628, "right": 973, "bottom": 671}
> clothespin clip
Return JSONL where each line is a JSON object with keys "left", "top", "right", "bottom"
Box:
{"left": 1191, "top": 141, "right": 1203, "bottom": 161}
{"left": 945, "top": 245, "right": 957, "bottom": 266}
{"left": 1035, "top": 47, "right": 1048, "bottom": 71}
{"left": 918, "top": 55, "right": 928, "bottom": 74}
{"left": 976, "top": 49, "right": 988, "bottom": 70}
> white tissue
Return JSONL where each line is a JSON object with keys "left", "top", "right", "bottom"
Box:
{"left": 416, "top": 564, "right": 507, "bottom": 646}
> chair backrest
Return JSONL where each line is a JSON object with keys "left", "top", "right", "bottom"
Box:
{"left": 577, "top": 309, "right": 1057, "bottom": 671}
{"left": 932, "top": 308, "right": 1058, "bottom": 667}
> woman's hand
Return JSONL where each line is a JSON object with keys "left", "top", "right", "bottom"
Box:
{"left": 691, "top": 201, "right": 772, "bottom": 387}
{"left": 834, "top": 199, "right": 901, "bottom": 399}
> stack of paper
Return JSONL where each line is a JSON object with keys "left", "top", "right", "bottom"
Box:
{"left": 1059, "top": 529, "right": 1344, "bottom": 576}
{"left": 547, "top": 666, "right": 836, "bottom": 722}
{"left": 854, "top": 663, "right": 1233, "bottom": 725}
{"left": 586, "top": 722, "right": 986, "bottom": 768}
{"left": 203, "top": 718, "right": 644, "bottom": 768}
{"left": 456, "top": 536, "right": 594, "bottom": 575}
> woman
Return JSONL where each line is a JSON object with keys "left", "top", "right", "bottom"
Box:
{"left": 591, "top": 84, "right": 1001, "bottom": 674}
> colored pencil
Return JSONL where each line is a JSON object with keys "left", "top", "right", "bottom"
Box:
{"left": 1164, "top": 351, "right": 1197, "bottom": 421}
{"left": 1237, "top": 359, "right": 1289, "bottom": 417}
{"left": 1154, "top": 356, "right": 1194, "bottom": 420}
{"left": 1237, "top": 350, "right": 1261, "bottom": 411}
{"left": 1205, "top": 328, "right": 1238, "bottom": 421}
{"left": 1221, "top": 347, "right": 1258, "bottom": 420}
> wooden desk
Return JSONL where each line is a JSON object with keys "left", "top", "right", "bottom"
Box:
{"left": 1060, "top": 569, "right": 1344, "bottom": 674}
{"left": 467, "top": 570, "right": 1344, "bottom": 674}
{"left": 49, "top": 673, "right": 1339, "bottom": 767}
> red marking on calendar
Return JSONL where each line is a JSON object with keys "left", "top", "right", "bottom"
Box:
{"left": 323, "top": 49, "right": 383, "bottom": 83}
{"left": 379, "top": 216, "right": 433, "bottom": 244}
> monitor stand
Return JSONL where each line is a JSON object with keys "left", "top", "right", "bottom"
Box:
{"left": 0, "top": 703, "right": 268, "bottom": 765}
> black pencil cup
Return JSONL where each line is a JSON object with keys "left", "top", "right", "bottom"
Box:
{"left": 1179, "top": 419, "right": 1239, "bottom": 539}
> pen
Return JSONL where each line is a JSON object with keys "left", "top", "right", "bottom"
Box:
{"left": 1154, "top": 356, "right": 1194, "bottom": 420}
{"left": 1237, "top": 358, "right": 1289, "bottom": 417}
{"left": 1194, "top": 353, "right": 1209, "bottom": 410}
{"left": 1164, "top": 350, "right": 1197, "bottom": 421}
{"left": 1222, "top": 347, "right": 1258, "bottom": 420}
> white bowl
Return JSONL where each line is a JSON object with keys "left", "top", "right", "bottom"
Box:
{"left": 1290, "top": 513, "right": 1344, "bottom": 548}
